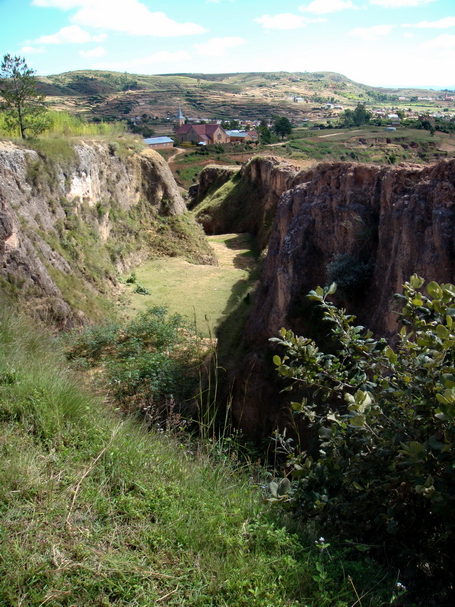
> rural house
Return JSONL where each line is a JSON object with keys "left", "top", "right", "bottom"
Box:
{"left": 143, "top": 136, "right": 174, "bottom": 150}
{"left": 225, "top": 129, "right": 258, "bottom": 143}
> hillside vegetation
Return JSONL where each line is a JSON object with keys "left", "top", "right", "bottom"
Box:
{"left": 0, "top": 307, "right": 403, "bottom": 607}
{"left": 0, "top": 137, "right": 215, "bottom": 326}
{"left": 36, "top": 69, "right": 455, "bottom": 130}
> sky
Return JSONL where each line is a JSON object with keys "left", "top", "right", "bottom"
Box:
{"left": 1, "top": 0, "right": 455, "bottom": 89}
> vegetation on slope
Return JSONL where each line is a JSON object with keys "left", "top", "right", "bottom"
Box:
{"left": 271, "top": 276, "right": 455, "bottom": 605}
{"left": 0, "top": 109, "right": 127, "bottom": 139}
{"left": 0, "top": 307, "right": 402, "bottom": 607}
{"left": 192, "top": 160, "right": 279, "bottom": 249}
{"left": 0, "top": 133, "right": 216, "bottom": 325}
{"left": 35, "top": 69, "right": 455, "bottom": 128}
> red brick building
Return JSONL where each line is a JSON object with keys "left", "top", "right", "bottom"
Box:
{"left": 143, "top": 136, "right": 174, "bottom": 150}
{"left": 175, "top": 124, "right": 230, "bottom": 145}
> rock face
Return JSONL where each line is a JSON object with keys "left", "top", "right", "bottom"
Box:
{"left": 194, "top": 156, "right": 302, "bottom": 249}
{"left": 0, "top": 141, "right": 186, "bottom": 326}
{"left": 188, "top": 164, "right": 239, "bottom": 209}
{"left": 218, "top": 158, "right": 455, "bottom": 439}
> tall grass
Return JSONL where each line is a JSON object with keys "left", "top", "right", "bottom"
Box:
{"left": 0, "top": 307, "right": 404, "bottom": 606}
{"left": 45, "top": 110, "right": 127, "bottom": 137}
{"left": 0, "top": 109, "right": 127, "bottom": 139}
{"left": 0, "top": 309, "right": 306, "bottom": 606}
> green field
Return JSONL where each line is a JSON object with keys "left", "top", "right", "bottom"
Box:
{"left": 122, "top": 233, "right": 258, "bottom": 336}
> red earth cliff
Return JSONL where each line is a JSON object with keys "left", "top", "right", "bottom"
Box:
{"left": 224, "top": 158, "right": 455, "bottom": 438}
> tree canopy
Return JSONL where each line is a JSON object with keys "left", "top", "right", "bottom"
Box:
{"left": 0, "top": 54, "right": 49, "bottom": 139}
{"left": 257, "top": 119, "right": 272, "bottom": 143}
{"left": 341, "top": 102, "right": 371, "bottom": 127}
{"left": 273, "top": 116, "right": 293, "bottom": 139}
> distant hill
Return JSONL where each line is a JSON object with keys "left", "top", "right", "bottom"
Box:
{"left": 36, "top": 69, "right": 451, "bottom": 127}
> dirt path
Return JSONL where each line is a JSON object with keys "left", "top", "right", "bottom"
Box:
{"left": 207, "top": 233, "right": 257, "bottom": 271}
{"left": 318, "top": 130, "right": 362, "bottom": 138}
{"left": 167, "top": 147, "right": 186, "bottom": 163}
{"left": 167, "top": 147, "right": 186, "bottom": 171}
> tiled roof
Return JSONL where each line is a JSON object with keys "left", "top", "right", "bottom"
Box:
{"left": 205, "top": 124, "right": 222, "bottom": 135}
{"left": 190, "top": 125, "right": 209, "bottom": 134}
{"left": 175, "top": 124, "right": 193, "bottom": 134}
{"left": 176, "top": 124, "right": 226, "bottom": 141}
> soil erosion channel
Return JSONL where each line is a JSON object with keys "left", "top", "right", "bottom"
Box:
{"left": 123, "top": 233, "right": 258, "bottom": 336}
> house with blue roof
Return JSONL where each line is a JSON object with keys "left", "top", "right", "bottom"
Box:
{"left": 225, "top": 130, "right": 258, "bottom": 143}
{"left": 143, "top": 136, "right": 174, "bottom": 150}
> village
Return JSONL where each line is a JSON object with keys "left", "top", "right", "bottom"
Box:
{"left": 141, "top": 107, "right": 260, "bottom": 150}
{"left": 140, "top": 95, "right": 455, "bottom": 151}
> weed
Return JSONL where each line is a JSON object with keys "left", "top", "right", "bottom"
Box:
{"left": 134, "top": 283, "right": 150, "bottom": 295}
{"left": 0, "top": 307, "right": 326, "bottom": 607}
{"left": 63, "top": 306, "right": 208, "bottom": 419}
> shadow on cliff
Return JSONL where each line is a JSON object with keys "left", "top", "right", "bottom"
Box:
{"left": 195, "top": 171, "right": 277, "bottom": 250}
{"left": 222, "top": 233, "right": 259, "bottom": 271}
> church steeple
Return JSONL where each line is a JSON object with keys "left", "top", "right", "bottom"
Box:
{"left": 175, "top": 107, "right": 185, "bottom": 129}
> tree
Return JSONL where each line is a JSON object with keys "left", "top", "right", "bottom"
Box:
{"left": 273, "top": 116, "right": 293, "bottom": 140}
{"left": 271, "top": 276, "right": 455, "bottom": 602}
{"left": 257, "top": 119, "right": 272, "bottom": 144}
{"left": 0, "top": 54, "right": 49, "bottom": 138}
{"left": 341, "top": 103, "right": 371, "bottom": 128}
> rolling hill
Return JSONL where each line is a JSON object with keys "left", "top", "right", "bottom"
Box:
{"left": 37, "top": 69, "right": 452, "bottom": 128}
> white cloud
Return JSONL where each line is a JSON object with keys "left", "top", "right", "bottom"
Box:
{"left": 34, "top": 25, "right": 106, "bottom": 44}
{"left": 32, "top": 0, "right": 206, "bottom": 37}
{"left": 300, "top": 0, "right": 357, "bottom": 14}
{"left": 32, "top": 0, "right": 84, "bottom": 7}
{"left": 254, "top": 13, "right": 324, "bottom": 30}
{"left": 349, "top": 24, "right": 394, "bottom": 41}
{"left": 403, "top": 17, "right": 455, "bottom": 29}
{"left": 421, "top": 34, "right": 455, "bottom": 49}
{"left": 79, "top": 46, "right": 106, "bottom": 57}
{"left": 21, "top": 46, "right": 45, "bottom": 54}
{"left": 194, "top": 36, "right": 245, "bottom": 57}
{"left": 93, "top": 50, "right": 191, "bottom": 70}
{"left": 74, "top": 8, "right": 206, "bottom": 36}
{"left": 370, "top": 0, "right": 436, "bottom": 7}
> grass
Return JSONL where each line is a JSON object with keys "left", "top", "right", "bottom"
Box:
{"left": 0, "top": 305, "right": 405, "bottom": 607}
{"left": 121, "top": 233, "right": 258, "bottom": 337}
{"left": 0, "top": 110, "right": 128, "bottom": 140}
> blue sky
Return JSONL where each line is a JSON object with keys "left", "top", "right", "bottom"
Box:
{"left": 2, "top": 0, "right": 455, "bottom": 88}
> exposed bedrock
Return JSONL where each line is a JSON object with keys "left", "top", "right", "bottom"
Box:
{"left": 194, "top": 156, "right": 302, "bottom": 249}
{"left": 224, "top": 158, "right": 455, "bottom": 438}
{"left": 0, "top": 141, "right": 188, "bottom": 326}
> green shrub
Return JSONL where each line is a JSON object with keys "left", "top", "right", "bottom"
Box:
{"left": 271, "top": 276, "right": 455, "bottom": 603}
{"left": 134, "top": 283, "right": 149, "bottom": 295}
{"left": 64, "top": 306, "right": 207, "bottom": 418}
{"left": 326, "top": 252, "right": 371, "bottom": 299}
